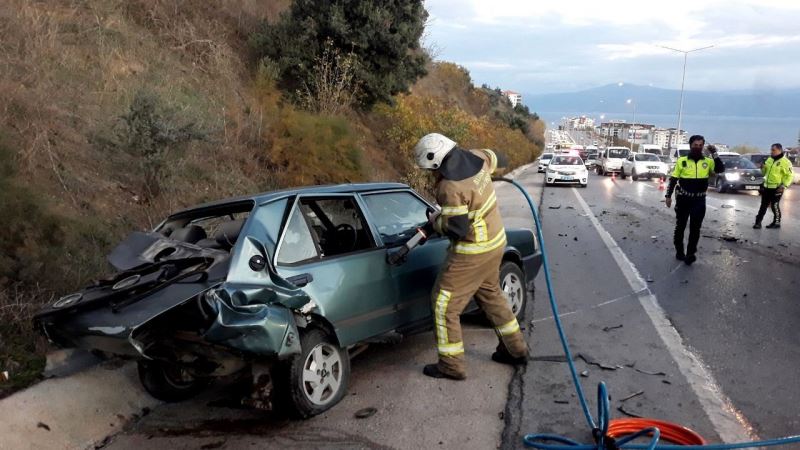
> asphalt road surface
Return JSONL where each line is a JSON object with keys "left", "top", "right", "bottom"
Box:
{"left": 531, "top": 169, "right": 800, "bottom": 440}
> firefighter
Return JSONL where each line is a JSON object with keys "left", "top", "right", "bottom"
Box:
{"left": 754, "top": 143, "right": 793, "bottom": 229}
{"left": 414, "top": 133, "right": 528, "bottom": 380}
{"left": 664, "top": 135, "right": 725, "bottom": 265}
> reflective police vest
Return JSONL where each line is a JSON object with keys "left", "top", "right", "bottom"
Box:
{"left": 671, "top": 156, "right": 717, "bottom": 195}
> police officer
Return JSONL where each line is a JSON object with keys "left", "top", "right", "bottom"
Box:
{"left": 754, "top": 143, "right": 793, "bottom": 229}
{"left": 664, "top": 135, "right": 725, "bottom": 265}
{"left": 414, "top": 133, "right": 528, "bottom": 380}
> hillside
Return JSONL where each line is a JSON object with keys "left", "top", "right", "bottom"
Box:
{"left": 0, "top": 0, "right": 543, "bottom": 393}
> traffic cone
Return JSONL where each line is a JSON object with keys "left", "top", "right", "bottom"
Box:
{"left": 658, "top": 177, "right": 665, "bottom": 191}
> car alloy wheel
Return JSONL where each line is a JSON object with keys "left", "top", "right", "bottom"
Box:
{"left": 500, "top": 262, "right": 526, "bottom": 319}
{"left": 302, "top": 342, "right": 343, "bottom": 406}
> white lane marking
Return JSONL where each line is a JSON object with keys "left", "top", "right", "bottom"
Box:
{"left": 531, "top": 288, "right": 646, "bottom": 323}
{"left": 572, "top": 187, "right": 755, "bottom": 443}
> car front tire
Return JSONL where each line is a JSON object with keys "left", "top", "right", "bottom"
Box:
{"left": 137, "top": 360, "right": 209, "bottom": 402}
{"left": 716, "top": 177, "right": 728, "bottom": 193}
{"left": 620, "top": 168, "right": 627, "bottom": 179}
{"left": 500, "top": 261, "right": 527, "bottom": 320}
{"left": 274, "top": 328, "right": 350, "bottom": 419}
{"left": 632, "top": 169, "right": 639, "bottom": 181}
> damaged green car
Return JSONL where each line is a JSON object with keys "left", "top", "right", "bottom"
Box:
{"left": 35, "top": 183, "right": 541, "bottom": 418}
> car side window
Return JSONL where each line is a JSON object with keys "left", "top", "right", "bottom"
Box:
{"left": 276, "top": 205, "right": 319, "bottom": 265}
{"left": 362, "top": 191, "right": 430, "bottom": 246}
{"left": 299, "top": 197, "right": 375, "bottom": 258}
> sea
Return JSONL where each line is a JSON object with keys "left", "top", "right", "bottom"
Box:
{"left": 539, "top": 112, "right": 800, "bottom": 150}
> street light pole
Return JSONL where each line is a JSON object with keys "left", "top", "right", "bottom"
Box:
{"left": 658, "top": 44, "right": 714, "bottom": 148}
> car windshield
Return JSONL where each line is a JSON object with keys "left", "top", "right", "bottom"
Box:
{"left": 541, "top": 153, "right": 554, "bottom": 160}
{"left": 588, "top": 152, "right": 598, "bottom": 158}
{"left": 608, "top": 149, "right": 629, "bottom": 158}
{"left": 721, "top": 157, "right": 757, "bottom": 169}
{"left": 678, "top": 149, "right": 690, "bottom": 157}
{"left": 635, "top": 154, "right": 659, "bottom": 161}
{"left": 551, "top": 156, "right": 582, "bottom": 165}
{"left": 658, "top": 156, "right": 671, "bottom": 163}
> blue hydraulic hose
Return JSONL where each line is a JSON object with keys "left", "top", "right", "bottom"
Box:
{"left": 492, "top": 177, "right": 800, "bottom": 450}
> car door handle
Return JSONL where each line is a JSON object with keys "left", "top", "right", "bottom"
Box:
{"left": 286, "top": 273, "right": 314, "bottom": 287}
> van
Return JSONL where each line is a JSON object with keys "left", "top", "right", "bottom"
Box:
{"left": 597, "top": 146, "right": 630, "bottom": 175}
{"left": 669, "top": 144, "right": 690, "bottom": 162}
{"left": 640, "top": 144, "right": 663, "bottom": 156}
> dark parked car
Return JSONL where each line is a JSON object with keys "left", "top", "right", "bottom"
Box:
{"left": 35, "top": 183, "right": 541, "bottom": 418}
{"left": 710, "top": 155, "right": 764, "bottom": 193}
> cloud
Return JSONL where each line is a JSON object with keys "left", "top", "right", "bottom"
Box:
{"left": 598, "top": 34, "right": 800, "bottom": 60}
{"left": 423, "top": 0, "right": 800, "bottom": 93}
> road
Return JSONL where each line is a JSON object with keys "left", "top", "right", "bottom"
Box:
{"left": 507, "top": 167, "right": 799, "bottom": 445}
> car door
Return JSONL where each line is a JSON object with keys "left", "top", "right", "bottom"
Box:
{"left": 274, "top": 194, "right": 398, "bottom": 347}
{"left": 360, "top": 190, "right": 449, "bottom": 329}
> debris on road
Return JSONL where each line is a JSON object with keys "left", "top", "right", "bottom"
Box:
{"left": 618, "top": 405, "right": 643, "bottom": 418}
{"left": 354, "top": 407, "right": 378, "bottom": 419}
{"left": 721, "top": 204, "right": 734, "bottom": 209}
{"left": 580, "top": 370, "right": 589, "bottom": 378}
{"left": 36, "top": 422, "right": 50, "bottom": 431}
{"left": 646, "top": 274, "right": 654, "bottom": 283}
{"left": 602, "top": 324, "right": 623, "bottom": 332}
{"left": 549, "top": 205, "right": 562, "bottom": 209}
{"left": 554, "top": 400, "right": 570, "bottom": 405}
{"left": 578, "top": 354, "right": 619, "bottom": 371}
{"left": 631, "top": 366, "right": 667, "bottom": 377}
{"left": 620, "top": 391, "right": 645, "bottom": 403}
{"left": 566, "top": 206, "right": 575, "bottom": 210}
{"left": 721, "top": 235, "right": 739, "bottom": 242}
{"left": 573, "top": 237, "right": 578, "bottom": 241}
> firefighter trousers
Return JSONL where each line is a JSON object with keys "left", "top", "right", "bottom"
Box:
{"left": 431, "top": 247, "right": 528, "bottom": 378}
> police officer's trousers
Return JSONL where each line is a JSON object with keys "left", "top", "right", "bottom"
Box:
{"left": 674, "top": 195, "right": 706, "bottom": 256}
{"left": 756, "top": 187, "right": 783, "bottom": 225}
{"left": 431, "top": 246, "right": 528, "bottom": 378}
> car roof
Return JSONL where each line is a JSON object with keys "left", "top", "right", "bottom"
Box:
{"left": 717, "top": 152, "right": 741, "bottom": 156}
{"left": 170, "top": 182, "right": 409, "bottom": 217}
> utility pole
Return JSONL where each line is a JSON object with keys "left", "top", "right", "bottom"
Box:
{"left": 626, "top": 99, "right": 636, "bottom": 151}
{"left": 658, "top": 45, "right": 714, "bottom": 148}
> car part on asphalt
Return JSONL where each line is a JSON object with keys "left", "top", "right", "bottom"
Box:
{"left": 489, "top": 177, "right": 800, "bottom": 450}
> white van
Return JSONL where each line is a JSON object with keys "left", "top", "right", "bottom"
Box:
{"left": 640, "top": 144, "right": 663, "bottom": 156}
{"left": 669, "top": 144, "right": 690, "bottom": 162}
{"left": 597, "top": 146, "right": 630, "bottom": 175}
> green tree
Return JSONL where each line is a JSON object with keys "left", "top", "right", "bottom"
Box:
{"left": 251, "top": 0, "right": 428, "bottom": 107}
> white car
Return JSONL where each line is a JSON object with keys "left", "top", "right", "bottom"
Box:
{"left": 538, "top": 152, "right": 555, "bottom": 173}
{"left": 545, "top": 155, "right": 588, "bottom": 188}
{"left": 621, "top": 153, "right": 669, "bottom": 180}
{"left": 597, "top": 146, "right": 630, "bottom": 176}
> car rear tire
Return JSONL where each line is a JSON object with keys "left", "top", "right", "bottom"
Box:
{"left": 620, "top": 168, "right": 627, "bottom": 179}
{"left": 137, "top": 360, "right": 209, "bottom": 402}
{"left": 632, "top": 170, "right": 639, "bottom": 181}
{"left": 500, "top": 262, "right": 527, "bottom": 320}
{"left": 274, "top": 328, "right": 350, "bottom": 419}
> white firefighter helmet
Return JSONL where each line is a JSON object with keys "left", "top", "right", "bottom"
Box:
{"left": 414, "top": 133, "right": 457, "bottom": 170}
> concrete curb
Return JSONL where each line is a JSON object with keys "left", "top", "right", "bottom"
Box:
{"left": 0, "top": 362, "right": 159, "bottom": 450}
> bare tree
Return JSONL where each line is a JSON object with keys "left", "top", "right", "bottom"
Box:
{"left": 299, "top": 39, "right": 360, "bottom": 115}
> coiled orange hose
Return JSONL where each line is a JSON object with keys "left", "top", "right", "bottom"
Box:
{"left": 608, "top": 418, "right": 707, "bottom": 445}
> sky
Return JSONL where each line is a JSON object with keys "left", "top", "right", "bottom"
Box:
{"left": 423, "top": 0, "right": 800, "bottom": 95}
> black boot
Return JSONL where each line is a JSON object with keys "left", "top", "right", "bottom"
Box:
{"left": 422, "top": 364, "right": 465, "bottom": 380}
{"left": 684, "top": 254, "right": 697, "bottom": 266}
{"left": 753, "top": 222, "right": 762, "bottom": 229}
{"left": 675, "top": 251, "right": 685, "bottom": 261}
{"left": 491, "top": 351, "right": 528, "bottom": 366}
{"left": 766, "top": 222, "right": 781, "bottom": 229}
